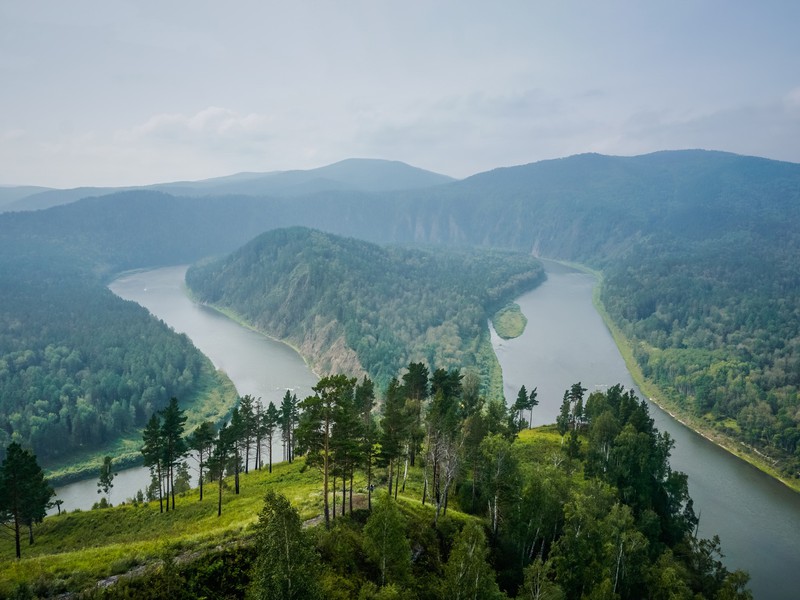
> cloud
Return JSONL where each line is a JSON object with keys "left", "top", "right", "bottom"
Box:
{"left": 784, "top": 87, "right": 800, "bottom": 116}
{"left": 611, "top": 99, "right": 800, "bottom": 163}
{"left": 117, "top": 107, "right": 274, "bottom": 145}
{"left": 1, "top": 129, "right": 26, "bottom": 142}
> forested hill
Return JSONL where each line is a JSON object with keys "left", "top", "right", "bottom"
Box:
{"left": 0, "top": 196, "right": 244, "bottom": 476}
{"left": 186, "top": 227, "right": 544, "bottom": 392}
{"left": 3, "top": 150, "right": 800, "bottom": 479}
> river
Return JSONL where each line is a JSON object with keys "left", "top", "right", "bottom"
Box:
{"left": 55, "top": 262, "right": 800, "bottom": 597}
{"left": 492, "top": 260, "right": 800, "bottom": 598}
{"left": 53, "top": 266, "right": 317, "bottom": 511}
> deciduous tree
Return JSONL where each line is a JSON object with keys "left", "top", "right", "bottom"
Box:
{"left": 249, "top": 490, "right": 321, "bottom": 600}
{"left": 96, "top": 455, "right": 115, "bottom": 504}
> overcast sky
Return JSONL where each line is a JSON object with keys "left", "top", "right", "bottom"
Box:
{"left": 2, "top": 1, "right": 799, "bottom": 187}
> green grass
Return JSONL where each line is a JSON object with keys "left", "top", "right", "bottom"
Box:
{"left": 491, "top": 303, "right": 528, "bottom": 339}
{"left": 43, "top": 363, "right": 239, "bottom": 485}
{"left": 0, "top": 458, "right": 321, "bottom": 595}
{"left": 1, "top": 427, "right": 563, "bottom": 596}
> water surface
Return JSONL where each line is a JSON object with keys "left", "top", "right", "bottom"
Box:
{"left": 491, "top": 260, "right": 800, "bottom": 598}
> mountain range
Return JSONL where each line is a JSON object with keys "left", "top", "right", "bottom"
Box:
{"left": 1, "top": 149, "right": 799, "bottom": 484}
{"left": 0, "top": 158, "right": 454, "bottom": 212}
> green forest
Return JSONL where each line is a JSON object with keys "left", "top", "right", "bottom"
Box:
{"left": 186, "top": 227, "right": 544, "bottom": 394}
{"left": 1, "top": 149, "right": 799, "bottom": 484}
{"left": 600, "top": 233, "right": 800, "bottom": 476}
{"left": 0, "top": 245, "right": 238, "bottom": 479}
{"left": 0, "top": 366, "right": 751, "bottom": 599}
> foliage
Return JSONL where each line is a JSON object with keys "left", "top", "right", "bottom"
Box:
{"left": 248, "top": 489, "right": 321, "bottom": 600}
{"left": 491, "top": 303, "right": 528, "bottom": 340}
{"left": 3, "top": 150, "right": 800, "bottom": 481}
{"left": 0, "top": 442, "right": 55, "bottom": 559}
{"left": 363, "top": 494, "right": 411, "bottom": 587}
{"left": 442, "top": 521, "right": 504, "bottom": 600}
{"left": 96, "top": 456, "right": 115, "bottom": 503}
{"left": 186, "top": 227, "right": 544, "bottom": 393}
{"left": 0, "top": 375, "right": 751, "bottom": 600}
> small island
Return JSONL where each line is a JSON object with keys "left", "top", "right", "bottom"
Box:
{"left": 491, "top": 303, "right": 528, "bottom": 339}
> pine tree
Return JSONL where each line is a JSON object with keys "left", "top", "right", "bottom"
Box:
{"left": 296, "top": 374, "right": 355, "bottom": 528}
{"left": 188, "top": 421, "right": 215, "bottom": 501}
{"left": 238, "top": 394, "right": 257, "bottom": 473}
{"left": 379, "top": 378, "right": 406, "bottom": 499}
{"left": 528, "top": 386, "right": 539, "bottom": 429}
{"left": 141, "top": 413, "right": 165, "bottom": 513}
{"left": 207, "top": 422, "right": 233, "bottom": 517}
{"left": 263, "top": 401, "right": 279, "bottom": 473}
{"left": 355, "top": 376, "right": 377, "bottom": 510}
{"left": 513, "top": 385, "right": 529, "bottom": 431}
{"left": 159, "top": 398, "right": 188, "bottom": 510}
{"left": 0, "top": 442, "right": 54, "bottom": 558}
{"left": 279, "top": 390, "right": 299, "bottom": 463}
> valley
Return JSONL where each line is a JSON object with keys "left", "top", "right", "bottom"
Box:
{"left": 2, "top": 152, "right": 800, "bottom": 597}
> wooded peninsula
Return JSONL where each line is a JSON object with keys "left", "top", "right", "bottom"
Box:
{"left": 1, "top": 150, "right": 799, "bottom": 595}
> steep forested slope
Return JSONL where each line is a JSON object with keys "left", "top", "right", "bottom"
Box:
{"left": 186, "top": 227, "right": 544, "bottom": 391}
{"left": 0, "top": 202, "right": 241, "bottom": 474}
{"left": 3, "top": 150, "right": 799, "bottom": 479}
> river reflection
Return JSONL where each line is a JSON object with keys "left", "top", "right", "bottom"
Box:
{"left": 491, "top": 260, "right": 800, "bottom": 599}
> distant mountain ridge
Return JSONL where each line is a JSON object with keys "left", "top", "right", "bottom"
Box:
{"left": 2, "top": 148, "right": 800, "bottom": 482}
{"left": 1, "top": 158, "right": 456, "bottom": 212}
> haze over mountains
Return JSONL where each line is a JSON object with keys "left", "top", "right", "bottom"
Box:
{"left": 0, "top": 158, "right": 455, "bottom": 213}
{"left": 1, "top": 149, "right": 800, "bottom": 485}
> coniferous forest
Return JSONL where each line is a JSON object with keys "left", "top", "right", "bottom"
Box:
{"left": 186, "top": 227, "right": 544, "bottom": 393}
{"left": 0, "top": 150, "right": 798, "bottom": 595}
{"left": 0, "top": 367, "right": 752, "bottom": 599}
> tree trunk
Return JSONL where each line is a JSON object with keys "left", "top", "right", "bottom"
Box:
{"left": 217, "top": 471, "right": 223, "bottom": 517}
{"left": 13, "top": 513, "right": 20, "bottom": 559}
{"left": 171, "top": 463, "right": 176, "bottom": 510}
{"left": 367, "top": 452, "right": 373, "bottom": 511}
{"left": 157, "top": 464, "right": 164, "bottom": 513}
{"left": 342, "top": 469, "right": 346, "bottom": 516}
{"left": 323, "top": 419, "right": 330, "bottom": 528}
{"left": 401, "top": 457, "right": 409, "bottom": 492}
{"left": 198, "top": 453, "right": 204, "bottom": 502}
{"left": 349, "top": 470, "right": 354, "bottom": 514}
{"left": 421, "top": 465, "right": 428, "bottom": 506}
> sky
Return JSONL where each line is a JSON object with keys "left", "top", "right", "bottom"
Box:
{"left": 1, "top": 1, "right": 799, "bottom": 188}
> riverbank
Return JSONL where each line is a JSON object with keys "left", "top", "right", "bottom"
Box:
{"left": 186, "top": 279, "right": 510, "bottom": 400}
{"left": 44, "top": 362, "right": 238, "bottom": 485}
{"left": 582, "top": 265, "right": 800, "bottom": 495}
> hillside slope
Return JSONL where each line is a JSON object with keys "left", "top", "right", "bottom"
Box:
{"left": 3, "top": 150, "right": 799, "bottom": 479}
{"left": 186, "top": 227, "right": 544, "bottom": 392}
